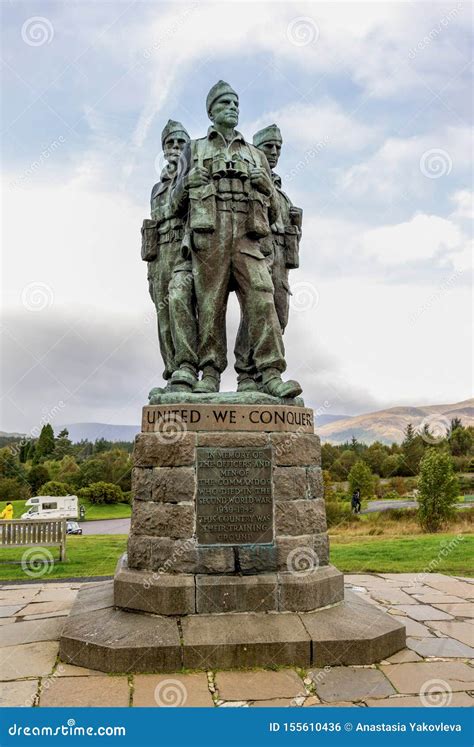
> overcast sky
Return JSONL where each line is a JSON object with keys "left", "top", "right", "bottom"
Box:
{"left": 1, "top": 0, "right": 472, "bottom": 435}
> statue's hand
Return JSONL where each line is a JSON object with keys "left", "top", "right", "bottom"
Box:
{"left": 187, "top": 167, "right": 209, "bottom": 189}
{"left": 249, "top": 167, "right": 272, "bottom": 196}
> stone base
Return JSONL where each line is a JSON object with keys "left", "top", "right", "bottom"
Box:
{"left": 59, "top": 582, "right": 406, "bottom": 673}
{"left": 114, "top": 555, "right": 344, "bottom": 615}
{"left": 148, "top": 390, "right": 305, "bottom": 406}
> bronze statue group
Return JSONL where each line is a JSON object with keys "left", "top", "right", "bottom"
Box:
{"left": 142, "top": 81, "right": 303, "bottom": 400}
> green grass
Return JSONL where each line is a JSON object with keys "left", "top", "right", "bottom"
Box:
{"left": 0, "top": 535, "right": 127, "bottom": 581}
{"left": 0, "top": 531, "right": 472, "bottom": 582}
{"left": 0, "top": 499, "right": 131, "bottom": 522}
{"left": 330, "top": 533, "right": 473, "bottom": 575}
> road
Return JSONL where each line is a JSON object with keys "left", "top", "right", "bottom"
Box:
{"left": 79, "top": 518, "right": 131, "bottom": 535}
{"left": 362, "top": 499, "right": 417, "bottom": 513}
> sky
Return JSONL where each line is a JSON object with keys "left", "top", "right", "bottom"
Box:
{"left": 1, "top": 0, "right": 473, "bottom": 435}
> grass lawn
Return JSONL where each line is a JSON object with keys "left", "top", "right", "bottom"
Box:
{"left": 1, "top": 499, "right": 131, "bottom": 522}
{"left": 0, "top": 531, "right": 472, "bottom": 582}
{"left": 330, "top": 532, "right": 473, "bottom": 576}
{"left": 0, "top": 535, "right": 127, "bottom": 582}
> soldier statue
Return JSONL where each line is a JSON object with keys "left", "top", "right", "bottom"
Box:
{"left": 171, "top": 81, "right": 301, "bottom": 399}
{"left": 142, "top": 120, "right": 198, "bottom": 392}
{"left": 234, "top": 124, "right": 302, "bottom": 391}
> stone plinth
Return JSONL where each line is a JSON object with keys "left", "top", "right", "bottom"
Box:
{"left": 59, "top": 402, "right": 405, "bottom": 671}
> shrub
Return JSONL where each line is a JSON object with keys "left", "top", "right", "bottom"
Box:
{"left": 417, "top": 449, "right": 459, "bottom": 532}
{"left": 348, "top": 460, "right": 374, "bottom": 499}
{"left": 79, "top": 481, "right": 123, "bottom": 505}
{"left": 0, "top": 476, "right": 30, "bottom": 502}
{"left": 38, "top": 481, "right": 73, "bottom": 497}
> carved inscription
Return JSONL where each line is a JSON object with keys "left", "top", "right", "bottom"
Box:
{"left": 196, "top": 446, "right": 273, "bottom": 545}
{"left": 142, "top": 405, "right": 314, "bottom": 433}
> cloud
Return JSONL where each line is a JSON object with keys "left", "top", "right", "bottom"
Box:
{"left": 451, "top": 189, "right": 473, "bottom": 220}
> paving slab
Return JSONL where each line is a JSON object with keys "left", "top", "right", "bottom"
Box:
{"left": 389, "top": 615, "right": 434, "bottom": 637}
{"left": 19, "top": 600, "right": 74, "bottom": 616}
{"left": 0, "top": 605, "right": 24, "bottom": 617}
{"left": 0, "top": 679, "right": 39, "bottom": 707}
{"left": 0, "top": 618, "right": 16, "bottom": 626}
{"left": 39, "top": 675, "right": 130, "bottom": 707}
{"left": 426, "top": 621, "right": 474, "bottom": 646}
{"left": 411, "top": 593, "right": 465, "bottom": 604}
{"left": 380, "top": 661, "right": 474, "bottom": 693}
{"left": 0, "top": 590, "right": 39, "bottom": 604}
{"left": 384, "top": 649, "right": 422, "bottom": 663}
{"left": 55, "top": 663, "right": 106, "bottom": 677}
{"left": 133, "top": 673, "right": 213, "bottom": 707}
{"left": 310, "top": 666, "right": 395, "bottom": 702}
{"left": 0, "top": 617, "right": 65, "bottom": 647}
{"left": 34, "top": 588, "right": 78, "bottom": 603}
{"left": 422, "top": 577, "right": 474, "bottom": 599}
{"left": 379, "top": 574, "right": 422, "bottom": 583}
{"left": 215, "top": 669, "right": 304, "bottom": 701}
{"left": 250, "top": 698, "right": 298, "bottom": 707}
{"left": 430, "top": 603, "right": 474, "bottom": 618}
{"left": 0, "top": 641, "right": 59, "bottom": 681}
{"left": 365, "top": 692, "right": 473, "bottom": 707}
{"left": 369, "top": 589, "right": 416, "bottom": 605}
{"left": 396, "top": 605, "right": 453, "bottom": 621}
{"left": 406, "top": 636, "right": 474, "bottom": 658}
{"left": 19, "top": 610, "right": 71, "bottom": 621}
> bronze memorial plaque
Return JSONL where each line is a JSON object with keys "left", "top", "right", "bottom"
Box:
{"left": 196, "top": 446, "right": 273, "bottom": 545}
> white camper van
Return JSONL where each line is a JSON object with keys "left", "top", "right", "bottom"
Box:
{"left": 22, "top": 495, "right": 79, "bottom": 520}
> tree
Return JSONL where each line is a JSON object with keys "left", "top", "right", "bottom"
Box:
{"left": 19, "top": 440, "right": 30, "bottom": 463}
{"left": 381, "top": 453, "right": 402, "bottom": 478}
{"left": 54, "top": 428, "right": 73, "bottom": 459}
{"left": 38, "top": 480, "right": 73, "bottom": 496}
{"left": 79, "top": 481, "right": 123, "bottom": 505}
{"left": 35, "top": 424, "right": 55, "bottom": 461}
{"left": 401, "top": 423, "right": 424, "bottom": 475}
{"left": 365, "top": 442, "right": 389, "bottom": 475}
{"left": 27, "top": 465, "right": 50, "bottom": 494}
{"left": 417, "top": 449, "right": 459, "bottom": 532}
{"left": 0, "top": 447, "right": 21, "bottom": 478}
{"left": 348, "top": 460, "right": 374, "bottom": 499}
{"left": 448, "top": 423, "right": 472, "bottom": 457}
{"left": 0, "top": 477, "right": 30, "bottom": 502}
{"left": 56, "top": 455, "right": 80, "bottom": 485}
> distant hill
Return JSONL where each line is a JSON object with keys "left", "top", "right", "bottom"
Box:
{"left": 60, "top": 423, "right": 140, "bottom": 443}
{"left": 318, "top": 399, "right": 474, "bottom": 445}
{"left": 316, "top": 413, "right": 351, "bottom": 427}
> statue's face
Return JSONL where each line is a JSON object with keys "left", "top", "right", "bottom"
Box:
{"left": 164, "top": 135, "right": 188, "bottom": 165}
{"left": 210, "top": 93, "right": 239, "bottom": 128}
{"left": 258, "top": 140, "right": 281, "bottom": 169}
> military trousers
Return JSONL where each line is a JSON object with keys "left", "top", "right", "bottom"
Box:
{"left": 234, "top": 239, "right": 290, "bottom": 377}
{"left": 191, "top": 204, "right": 286, "bottom": 375}
{"left": 148, "top": 241, "right": 198, "bottom": 379}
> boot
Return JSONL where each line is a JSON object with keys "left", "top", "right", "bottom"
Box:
{"left": 168, "top": 365, "right": 198, "bottom": 392}
{"left": 237, "top": 374, "right": 259, "bottom": 392}
{"left": 194, "top": 366, "right": 221, "bottom": 394}
{"left": 261, "top": 368, "right": 302, "bottom": 399}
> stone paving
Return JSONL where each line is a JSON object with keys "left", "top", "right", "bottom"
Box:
{"left": 0, "top": 573, "right": 472, "bottom": 707}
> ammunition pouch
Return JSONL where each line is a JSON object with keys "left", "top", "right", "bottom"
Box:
{"left": 141, "top": 219, "right": 159, "bottom": 262}
{"left": 246, "top": 192, "right": 270, "bottom": 239}
{"left": 284, "top": 225, "right": 300, "bottom": 269}
{"left": 188, "top": 183, "right": 216, "bottom": 233}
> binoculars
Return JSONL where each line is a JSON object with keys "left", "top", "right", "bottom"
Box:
{"left": 211, "top": 155, "right": 249, "bottom": 179}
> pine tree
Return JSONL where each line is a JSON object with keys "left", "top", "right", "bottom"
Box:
{"left": 35, "top": 424, "right": 55, "bottom": 460}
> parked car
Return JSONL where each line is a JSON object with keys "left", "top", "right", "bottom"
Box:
{"left": 66, "top": 521, "right": 82, "bottom": 535}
